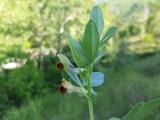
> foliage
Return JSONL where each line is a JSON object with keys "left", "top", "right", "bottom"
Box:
{"left": 3, "top": 93, "right": 86, "bottom": 120}
{"left": 0, "top": 0, "right": 160, "bottom": 120}
{"left": 57, "top": 5, "right": 116, "bottom": 120}
{"left": 0, "top": 0, "right": 93, "bottom": 60}
{"left": 0, "top": 61, "right": 45, "bottom": 117}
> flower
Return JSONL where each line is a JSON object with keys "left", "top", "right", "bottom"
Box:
{"left": 56, "top": 62, "right": 64, "bottom": 70}
{"left": 59, "top": 84, "right": 67, "bottom": 94}
{"left": 59, "top": 79, "right": 80, "bottom": 94}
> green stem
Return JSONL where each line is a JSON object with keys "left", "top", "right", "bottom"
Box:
{"left": 88, "top": 99, "right": 94, "bottom": 120}
{"left": 87, "top": 65, "right": 94, "bottom": 120}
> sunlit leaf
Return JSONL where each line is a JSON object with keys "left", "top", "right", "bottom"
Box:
{"left": 100, "top": 26, "right": 117, "bottom": 45}
{"left": 91, "top": 72, "right": 104, "bottom": 87}
{"left": 82, "top": 20, "right": 99, "bottom": 63}
{"left": 90, "top": 5, "right": 104, "bottom": 36}
{"left": 83, "top": 72, "right": 104, "bottom": 87}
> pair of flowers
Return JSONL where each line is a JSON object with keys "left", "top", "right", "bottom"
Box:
{"left": 56, "top": 62, "right": 82, "bottom": 94}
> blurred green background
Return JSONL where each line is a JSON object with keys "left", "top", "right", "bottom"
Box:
{"left": 0, "top": 0, "right": 160, "bottom": 120}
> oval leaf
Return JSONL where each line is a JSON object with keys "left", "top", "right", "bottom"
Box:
{"left": 91, "top": 72, "right": 104, "bottom": 87}
{"left": 122, "top": 102, "right": 143, "bottom": 120}
{"left": 67, "top": 34, "right": 88, "bottom": 67}
{"left": 122, "top": 98, "right": 160, "bottom": 120}
{"left": 82, "top": 20, "right": 99, "bottom": 63}
{"left": 83, "top": 72, "right": 104, "bottom": 87}
{"left": 90, "top": 5, "right": 104, "bottom": 36}
{"left": 100, "top": 26, "right": 117, "bottom": 45}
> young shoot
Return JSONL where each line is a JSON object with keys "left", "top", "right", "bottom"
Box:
{"left": 56, "top": 5, "right": 160, "bottom": 120}
{"left": 57, "top": 5, "right": 117, "bottom": 120}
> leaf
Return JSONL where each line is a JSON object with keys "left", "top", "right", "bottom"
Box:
{"left": 57, "top": 54, "right": 72, "bottom": 70}
{"left": 144, "top": 98, "right": 160, "bottom": 114}
{"left": 91, "top": 72, "right": 104, "bottom": 87}
{"left": 122, "top": 102, "right": 143, "bottom": 120}
{"left": 73, "top": 68, "right": 87, "bottom": 74}
{"left": 82, "top": 20, "right": 99, "bottom": 63}
{"left": 57, "top": 54, "right": 81, "bottom": 85}
{"left": 135, "top": 98, "right": 160, "bottom": 120}
{"left": 83, "top": 72, "right": 104, "bottom": 87}
{"left": 91, "top": 88, "right": 97, "bottom": 99}
{"left": 100, "top": 26, "right": 117, "bottom": 45}
{"left": 93, "top": 48, "right": 107, "bottom": 65}
{"left": 67, "top": 34, "right": 88, "bottom": 67}
{"left": 67, "top": 70, "right": 81, "bottom": 86}
{"left": 90, "top": 5, "right": 104, "bottom": 36}
{"left": 122, "top": 98, "right": 160, "bottom": 120}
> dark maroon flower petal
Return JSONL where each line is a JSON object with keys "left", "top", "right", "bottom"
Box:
{"left": 56, "top": 62, "right": 64, "bottom": 70}
{"left": 59, "top": 86, "right": 67, "bottom": 94}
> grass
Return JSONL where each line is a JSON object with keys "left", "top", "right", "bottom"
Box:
{"left": 3, "top": 53, "right": 160, "bottom": 120}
